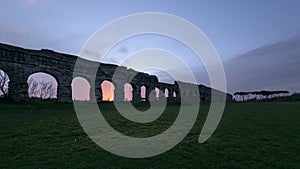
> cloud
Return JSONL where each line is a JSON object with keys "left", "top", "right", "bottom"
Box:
{"left": 224, "top": 35, "right": 300, "bottom": 93}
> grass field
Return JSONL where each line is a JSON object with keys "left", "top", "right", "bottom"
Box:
{"left": 0, "top": 102, "right": 299, "bottom": 168}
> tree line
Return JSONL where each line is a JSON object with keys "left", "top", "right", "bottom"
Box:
{"left": 234, "top": 90, "right": 289, "bottom": 102}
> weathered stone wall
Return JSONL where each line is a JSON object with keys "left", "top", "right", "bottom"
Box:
{"left": 0, "top": 43, "right": 232, "bottom": 103}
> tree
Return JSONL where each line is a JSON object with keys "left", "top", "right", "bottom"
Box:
{"left": 28, "top": 78, "right": 56, "bottom": 99}
{"left": 0, "top": 70, "right": 9, "bottom": 98}
{"left": 28, "top": 78, "right": 38, "bottom": 97}
{"left": 234, "top": 90, "right": 290, "bottom": 102}
{"left": 233, "top": 92, "right": 241, "bottom": 101}
{"left": 234, "top": 91, "right": 248, "bottom": 102}
{"left": 277, "top": 90, "right": 289, "bottom": 97}
{"left": 250, "top": 91, "right": 260, "bottom": 100}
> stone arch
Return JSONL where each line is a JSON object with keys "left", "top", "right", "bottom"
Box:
{"left": 27, "top": 72, "right": 58, "bottom": 99}
{"left": 72, "top": 77, "right": 91, "bottom": 101}
{"left": 129, "top": 82, "right": 140, "bottom": 102}
{"left": 173, "top": 90, "right": 180, "bottom": 102}
{"left": 173, "top": 91, "right": 177, "bottom": 98}
{"left": 155, "top": 87, "right": 160, "bottom": 100}
{"left": 140, "top": 85, "right": 148, "bottom": 101}
{"left": 0, "top": 69, "right": 10, "bottom": 98}
{"left": 140, "top": 84, "right": 155, "bottom": 101}
{"left": 164, "top": 88, "right": 169, "bottom": 98}
{"left": 124, "top": 83, "right": 133, "bottom": 101}
{"left": 101, "top": 80, "right": 115, "bottom": 101}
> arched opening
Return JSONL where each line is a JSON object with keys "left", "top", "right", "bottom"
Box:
{"left": 101, "top": 80, "right": 114, "bottom": 101}
{"left": 140, "top": 85, "right": 147, "bottom": 101}
{"left": 124, "top": 83, "right": 133, "bottom": 101}
{"left": 155, "top": 87, "right": 159, "bottom": 100}
{"left": 165, "top": 88, "right": 169, "bottom": 98}
{"left": 173, "top": 91, "right": 176, "bottom": 98}
{"left": 72, "top": 77, "right": 91, "bottom": 101}
{"left": 27, "top": 72, "right": 57, "bottom": 99}
{"left": 0, "top": 69, "right": 10, "bottom": 98}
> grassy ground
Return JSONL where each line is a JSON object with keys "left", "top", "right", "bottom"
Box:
{"left": 0, "top": 102, "right": 299, "bottom": 169}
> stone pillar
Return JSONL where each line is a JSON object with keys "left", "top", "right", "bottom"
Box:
{"left": 145, "top": 86, "right": 152, "bottom": 101}
{"left": 114, "top": 83, "right": 125, "bottom": 102}
{"left": 90, "top": 84, "right": 97, "bottom": 102}
{"left": 95, "top": 87, "right": 102, "bottom": 102}
{"left": 175, "top": 90, "right": 181, "bottom": 103}
{"left": 187, "top": 91, "right": 193, "bottom": 103}
{"left": 177, "top": 82, "right": 199, "bottom": 105}
{"left": 191, "top": 90, "right": 198, "bottom": 103}
{"left": 57, "top": 84, "right": 72, "bottom": 103}
{"left": 132, "top": 86, "right": 141, "bottom": 102}
{"left": 168, "top": 88, "right": 174, "bottom": 103}
{"left": 148, "top": 86, "right": 156, "bottom": 102}
{"left": 158, "top": 87, "right": 165, "bottom": 101}
{"left": 57, "top": 77, "right": 72, "bottom": 103}
{"left": 9, "top": 76, "right": 29, "bottom": 102}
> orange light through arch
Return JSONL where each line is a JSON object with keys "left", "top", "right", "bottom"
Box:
{"left": 101, "top": 80, "right": 114, "bottom": 101}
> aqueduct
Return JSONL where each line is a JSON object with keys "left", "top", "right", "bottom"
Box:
{"left": 0, "top": 43, "right": 232, "bottom": 103}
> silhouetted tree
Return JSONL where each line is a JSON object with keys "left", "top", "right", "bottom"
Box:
{"left": 234, "top": 90, "right": 290, "bottom": 102}
{"left": 260, "top": 90, "right": 271, "bottom": 100}
{"left": 234, "top": 91, "right": 248, "bottom": 101}
{"left": 0, "top": 70, "right": 9, "bottom": 98}
{"left": 250, "top": 91, "right": 260, "bottom": 100}
{"left": 234, "top": 92, "right": 242, "bottom": 101}
{"left": 28, "top": 78, "right": 56, "bottom": 99}
{"left": 277, "top": 90, "right": 289, "bottom": 97}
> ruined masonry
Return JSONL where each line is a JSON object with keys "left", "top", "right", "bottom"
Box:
{"left": 0, "top": 43, "right": 232, "bottom": 102}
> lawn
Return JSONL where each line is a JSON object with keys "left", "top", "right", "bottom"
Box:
{"left": 0, "top": 102, "right": 299, "bottom": 168}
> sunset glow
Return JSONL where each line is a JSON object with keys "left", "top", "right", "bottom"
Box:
{"left": 140, "top": 86, "right": 146, "bottom": 99}
{"left": 22, "top": 74, "right": 163, "bottom": 101}
{"left": 72, "top": 77, "right": 90, "bottom": 101}
{"left": 124, "top": 83, "right": 133, "bottom": 101}
{"left": 101, "top": 80, "right": 114, "bottom": 101}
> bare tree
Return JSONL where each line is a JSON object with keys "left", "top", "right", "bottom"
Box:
{"left": 28, "top": 78, "right": 57, "bottom": 99}
{"left": 28, "top": 78, "right": 38, "bottom": 97}
{"left": 0, "top": 70, "right": 9, "bottom": 98}
{"left": 39, "top": 81, "right": 56, "bottom": 99}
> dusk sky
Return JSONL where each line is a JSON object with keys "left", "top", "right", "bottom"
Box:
{"left": 1, "top": 0, "right": 300, "bottom": 99}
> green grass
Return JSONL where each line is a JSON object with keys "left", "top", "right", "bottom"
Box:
{"left": 0, "top": 102, "right": 299, "bottom": 168}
